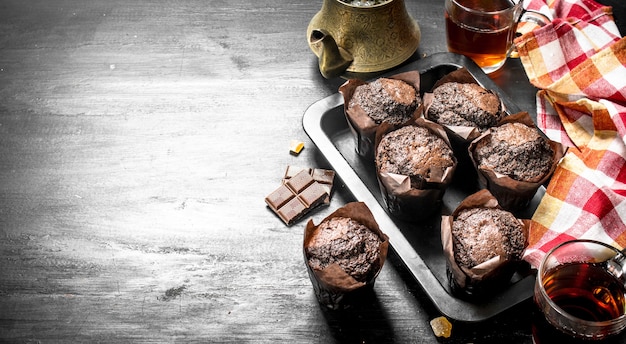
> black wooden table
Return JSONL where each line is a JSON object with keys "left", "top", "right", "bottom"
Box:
{"left": 1, "top": 0, "right": 624, "bottom": 343}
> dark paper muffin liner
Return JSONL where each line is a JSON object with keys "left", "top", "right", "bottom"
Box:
{"left": 303, "top": 202, "right": 389, "bottom": 310}
{"left": 374, "top": 117, "right": 457, "bottom": 222}
{"left": 339, "top": 71, "right": 422, "bottom": 159}
{"left": 441, "top": 189, "right": 530, "bottom": 299}
{"left": 468, "top": 112, "right": 565, "bottom": 211}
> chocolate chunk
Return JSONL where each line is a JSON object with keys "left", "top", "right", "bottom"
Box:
{"left": 311, "top": 168, "right": 335, "bottom": 186}
{"left": 283, "top": 166, "right": 335, "bottom": 204}
{"left": 285, "top": 170, "right": 314, "bottom": 194}
{"left": 265, "top": 186, "right": 292, "bottom": 210}
{"left": 265, "top": 169, "right": 330, "bottom": 225}
{"left": 276, "top": 196, "right": 308, "bottom": 225}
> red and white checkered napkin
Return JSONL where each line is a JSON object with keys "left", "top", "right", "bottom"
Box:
{"left": 514, "top": 0, "right": 626, "bottom": 267}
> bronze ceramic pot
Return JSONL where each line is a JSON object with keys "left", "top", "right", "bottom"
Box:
{"left": 307, "top": 0, "right": 421, "bottom": 78}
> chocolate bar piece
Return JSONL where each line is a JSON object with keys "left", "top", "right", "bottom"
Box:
{"left": 283, "top": 166, "right": 335, "bottom": 204}
{"left": 265, "top": 169, "right": 329, "bottom": 225}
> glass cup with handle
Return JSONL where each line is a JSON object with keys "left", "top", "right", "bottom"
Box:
{"left": 444, "top": 0, "right": 550, "bottom": 73}
{"left": 534, "top": 239, "right": 626, "bottom": 341}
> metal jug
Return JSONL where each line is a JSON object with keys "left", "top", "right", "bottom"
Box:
{"left": 307, "top": 0, "right": 421, "bottom": 78}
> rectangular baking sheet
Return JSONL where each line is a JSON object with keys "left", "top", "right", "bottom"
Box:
{"left": 302, "top": 52, "right": 543, "bottom": 322}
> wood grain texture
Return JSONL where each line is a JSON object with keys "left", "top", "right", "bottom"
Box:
{"left": 2, "top": 0, "right": 624, "bottom": 343}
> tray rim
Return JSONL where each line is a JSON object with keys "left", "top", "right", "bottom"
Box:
{"left": 302, "top": 52, "right": 536, "bottom": 322}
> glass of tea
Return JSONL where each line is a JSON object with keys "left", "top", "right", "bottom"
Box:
{"left": 444, "top": 0, "right": 547, "bottom": 73}
{"left": 535, "top": 239, "right": 626, "bottom": 340}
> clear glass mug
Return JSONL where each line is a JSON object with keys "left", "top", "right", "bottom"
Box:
{"left": 444, "top": 0, "right": 550, "bottom": 73}
{"left": 534, "top": 239, "right": 626, "bottom": 340}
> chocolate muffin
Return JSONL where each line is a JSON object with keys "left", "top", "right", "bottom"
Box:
{"left": 339, "top": 72, "right": 421, "bottom": 158}
{"left": 469, "top": 113, "right": 563, "bottom": 211}
{"left": 441, "top": 189, "right": 529, "bottom": 298}
{"left": 375, "top": 119, "right": 457, "bottom": 220}
{"left": 303, "top": 202, "right": 389, "bottom": 309}
{"left": 473, "top": 122, "right": 554, "bottom": 183}
{"left": 452, "top": 207, "right": 526, "bottom": 270}
{"left": 426, "top": 82, "right": 504, "bottom": 132}
{"left": 306, "top": 217, "right": 383, "bottom": 283}
{"left": 349, "top": 77, "right": 419, "bottom": 125}
{"left": 376, "top": 125, "right": 455, "bottom": 189}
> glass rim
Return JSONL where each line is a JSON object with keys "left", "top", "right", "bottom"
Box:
{"left": 336, "top": 0, "right": 393, "bottom": 8}
{"left": 448, "top": 0, "right": 521, "bottom": 16}
{"left": 537, "top": 239, "right": 626, "bottom": 329}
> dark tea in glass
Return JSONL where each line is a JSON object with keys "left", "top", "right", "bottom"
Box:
{"left": 535, "top": 240, "right": 626, "bottom": 340}
{"left": 542, "top": 262, "right": 626, "bottom": 323}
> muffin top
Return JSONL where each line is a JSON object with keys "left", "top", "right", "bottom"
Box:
{"left": 474, "top": 122, "right": 554, "bottom": 182}
{"left": 376, "top": 125, "right": 455, "bottom": 188}
{"left": 306, "top": 217, "right": 382, "bottom": 282}
{"left": 452, "top": 207, "right": 525, "bottom": 269}
{"left": 426, "top": 82, "right": 503, "bottom": 131}
{"left": 349, "top": 78, "right": 419, "bottom": 125}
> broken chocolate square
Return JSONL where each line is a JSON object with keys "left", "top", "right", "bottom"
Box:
{"left": 265, "top": 169, "right": 329, "bottom": 225}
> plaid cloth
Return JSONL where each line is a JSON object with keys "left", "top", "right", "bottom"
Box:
{"left": 514, "top": 0, "right": 626, "bottom": 267}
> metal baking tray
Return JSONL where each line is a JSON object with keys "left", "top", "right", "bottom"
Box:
{"left": 302, "top": 52, "right": 544, "bottom": 322}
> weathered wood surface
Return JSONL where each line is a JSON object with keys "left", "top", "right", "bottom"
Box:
{"left": 1, "top": 0, "right": 624, "bottom": 343}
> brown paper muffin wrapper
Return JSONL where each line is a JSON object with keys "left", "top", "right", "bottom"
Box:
{"left": 441, "top": 189, "right": 530, "bottom": 299}
{"left": 303, "top": 201, "right": 389, "bottom": 310}
{"left": 374, "top": 117, "right": 457, "bottom": 221}
{"left": 468, "top": 112, "right": 566, "bottom": 211}
{"left": 339, "top": 71, "right": 422, "bottom": 159}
